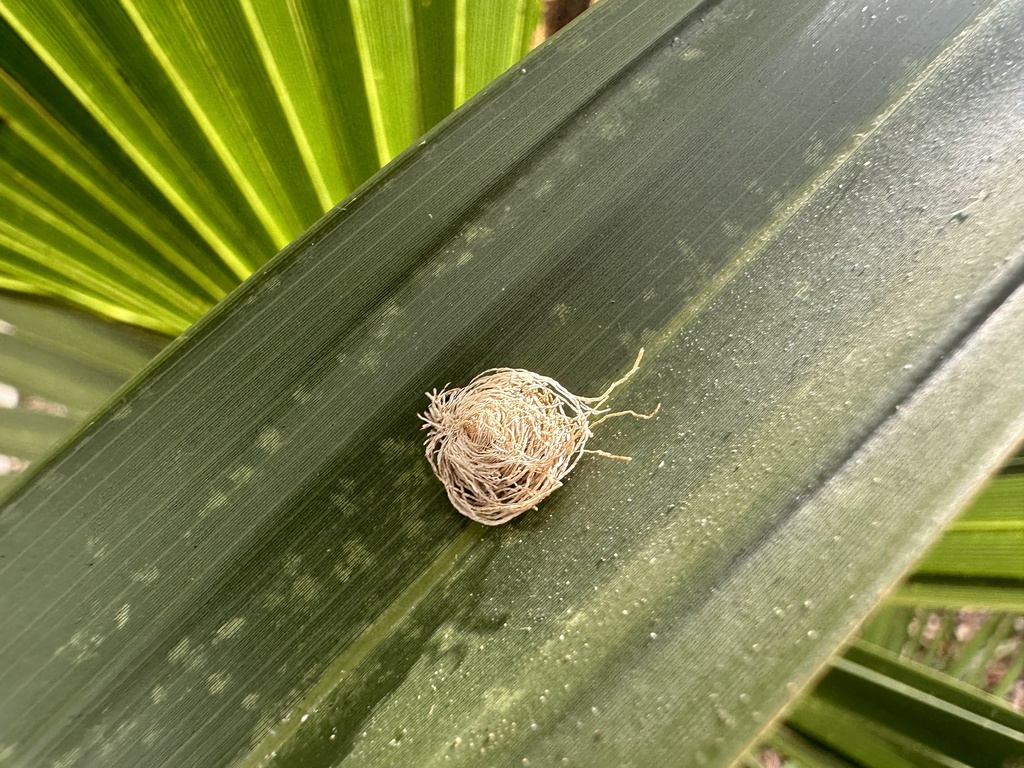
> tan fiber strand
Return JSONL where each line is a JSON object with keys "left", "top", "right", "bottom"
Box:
{"left": 419, "top": 349, "right": 657, "bottom": 525}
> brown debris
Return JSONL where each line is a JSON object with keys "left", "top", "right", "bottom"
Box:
{"left": 420, "top": 350, "right": 657, "bottom": 525}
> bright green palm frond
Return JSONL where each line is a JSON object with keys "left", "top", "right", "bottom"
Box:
{"left": 0, "top": 0, "right": 540, "bottom": 333}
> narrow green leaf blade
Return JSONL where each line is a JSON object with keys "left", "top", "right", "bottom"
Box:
{"left": 887, "top": 583, "right": 1024, "bottom": 612}
{"left": 915, "top": 474, "right": 1024, "bottom": 579}
{"left": 768, "top": 726, "right": 861, "bottom": 768}
{"left": 0, "top": 292, "right": 167, "bottom": 498}
{"left": 113, "top": 0, "right": 323, "bottom": 244}
{"left": 0, "top": 16, "right": 236, "bottom": 302}
{"left": 414, "top": 0, "right": 457, "bottom": 132}
{"left": 236, "top": 0, "right": 364, "bottom": 209}
{"left": 347, "top": 0, "right": 420, "bottom": 165}
{"left": 0, "top": 1, "right": 540, "bottom": 328}
{"left": 890, "top": 472, "right": 1024, "bottom": 609}
{"left": 1, "top": 1, "right": 1022, "bottom": 767}
{"left": 0, "top": 21, "right": 232, "bottom": 332}
{"left": 0, "top": 0, "right": 279, "bottom": 272}
{"left": 458, "top": 0, "right": 538, "bottom": 106}
{"left": 786, "top": 641, "right": 1024, "bottom": 768}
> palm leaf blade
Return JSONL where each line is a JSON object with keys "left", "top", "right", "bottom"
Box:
{"left": 784, "top": 640, "right": 1024, "bottom": 767}
{"left": 1, "top": 0, "right": 1023, "bottom": 766}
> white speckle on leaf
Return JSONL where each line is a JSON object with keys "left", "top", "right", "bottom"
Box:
{"left": 292, "top": 574, "right": 324, "bottom": 602}
{"left": 256, "top": 430, "right": 284, "bottom": 454}
{"left": 0, "top": 383, "right": 18, "bottom": 409}
{"left": 0, "top": 454, "right": 29, "bottom": 476}
{"left": 130, "top": 565, "right": 159, "bottom": 584}
{"left": 208, "top": 672, "right": 230, "bottom": 694}
{"left": 50, "top": 746, "right": 83, "bottom": 768}
{"left": 86, "top": 537, "right": 108, "bottom": 559}
{"left": 551, "top": 303, "right": 572, "bottom": 324}
{"left": 213, "top": 617, "right": 245, "bottom": 643}
{"left": 54, "top": 630, "right": 104, "bottom": 662}
{"left": 229, "top": 465, "right": 254, "bottom": 485}
{"left": 168, "top": 638, "right": 190, "bottom": 664}
{"left": 199, "top": 491, "right": 228, "bottom": 518}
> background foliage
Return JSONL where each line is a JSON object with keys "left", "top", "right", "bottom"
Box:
{"left": 0, "top": 0, "right": 1021, "bottom": 766}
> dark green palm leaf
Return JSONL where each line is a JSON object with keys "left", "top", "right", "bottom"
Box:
{"left": 1, "top": 0, "right": 1023, "bottom": 766}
